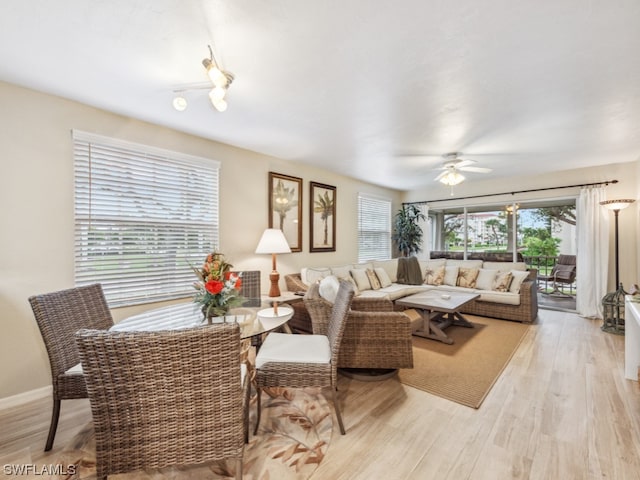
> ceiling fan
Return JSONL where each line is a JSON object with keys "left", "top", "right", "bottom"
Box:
{"left": 434, "top": 152, "right": 492, "bottom": 186}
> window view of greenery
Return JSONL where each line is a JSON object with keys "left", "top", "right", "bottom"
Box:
{"left": 431, "top": 200, "right": 577, "bottom": 294}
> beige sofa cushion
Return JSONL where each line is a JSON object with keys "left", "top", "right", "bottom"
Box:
{"left": 301, "top": 267, "right": 330, "bottom": 285}
{"left": 445, "top": 259, "right": 484, "bottom": 269}
{"left": 477, "top": 290, "right": 521, "bottom": 305}
{"left": 483, "top": 261, "right": 527, "bottom": 272}
{"left": 377, "top": 284, "right": 431, "bottom": 300}
{"left": 373, "top": 259, "right": 398, "bottom": 283}
{"left": 357, "top": 289, "right": 393, "bottom": 299}
{"left": 353, "top": 262, "right": 374, "bottom": 270}
{"left": 419, "top": 259, "right": 446, "bottom": 275}
{"left": 330, "top": 264, "right": 353, "bottom": 279}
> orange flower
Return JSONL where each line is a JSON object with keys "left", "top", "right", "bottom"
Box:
{"left": 205, "top": 280, "right": 224, "bottom": 295}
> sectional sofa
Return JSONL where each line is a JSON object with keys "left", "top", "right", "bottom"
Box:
{"left": 285, "top": 254, "right": 538, "bottom": 334}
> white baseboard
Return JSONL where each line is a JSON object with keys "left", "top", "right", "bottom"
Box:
{"left": 0, "top": 386, "right": 51, "bottom": 411}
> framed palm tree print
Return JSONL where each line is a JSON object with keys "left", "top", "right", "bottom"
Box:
{"left": 310, "top": 182, "right": 336, "bottom": 252}
{"left": 269, "top": 172, "right": 302, "bottom": 252}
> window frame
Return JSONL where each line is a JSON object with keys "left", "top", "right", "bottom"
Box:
{"left": 357, "top": 193, "right": 392, "bottom": 262}
{"left": 73, "top": 130, "right": 220, "bottom": 307}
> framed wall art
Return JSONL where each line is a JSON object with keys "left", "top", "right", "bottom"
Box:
{"left": 268, "top": 172, "right": 302, "bottom": 252}
{"left": 310, "top": 181, "right": 336, "bottom": 252}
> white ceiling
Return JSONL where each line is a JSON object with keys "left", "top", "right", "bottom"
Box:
{"left": 2, "top": 0, "right": 640, "bottom": 191}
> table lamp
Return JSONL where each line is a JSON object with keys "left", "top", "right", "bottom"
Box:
{"left": 255, "top": 228, "right": 291, "bottom": 297}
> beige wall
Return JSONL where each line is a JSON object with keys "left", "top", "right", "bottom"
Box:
{"left": 2, "top": 79, "right": 638, "bottom": 400}
{"left": 0, "top": 81, "right": 402, "bottom": 399}
{"left": 404, "top": 162, "right": 640, "bottom": 292}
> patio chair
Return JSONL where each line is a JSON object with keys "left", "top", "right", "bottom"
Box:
{"left": 75, "top": 323, "right": 248, "bottom": 480}
{"left": 539, "top": 254, "right": 576, "bottom": 296}
{"left": 28, "top": 283, "right": 113, "bottom": 451}
{"left": 253, "top": 280, "right": 355, "bottom": 435}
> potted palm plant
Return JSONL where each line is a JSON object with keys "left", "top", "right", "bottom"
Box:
{"left": 392, "top": 204, "right": 426, "bottom": 257}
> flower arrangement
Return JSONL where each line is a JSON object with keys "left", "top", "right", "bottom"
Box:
{"left": 193, "top": 252, "right": 246, "bottom": 321}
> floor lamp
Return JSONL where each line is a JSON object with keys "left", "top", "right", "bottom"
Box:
{"left": 255, "top": 228, "right": 291, "bottom": 297}
{"left": 600, "top": 198, "right": 636, "bottom": 334}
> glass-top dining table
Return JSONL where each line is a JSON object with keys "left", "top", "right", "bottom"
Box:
{"left": 110, "top": 302, "right": 294, "bottom": 340}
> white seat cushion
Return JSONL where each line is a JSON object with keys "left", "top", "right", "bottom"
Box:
{"left": 477, "top": 291, "right": 521, "bottom": 305}
{"left": 65, "top": 363, "right": 83, "bottom": 375}
{"left": 256, "top": 333, "right": 330, "bottom": 368}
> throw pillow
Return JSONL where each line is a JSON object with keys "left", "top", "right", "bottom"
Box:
{"left": 443, "top": 266, "right": 459, "bottom": 287}
{"left": 457, "top": 267, "right": 480, "bottom": 288}
{"left": 475, "top": 269, "right": 498, "bottom": 291}
{"left": 374, "top": 267, "right": 393, "bottom": 288}
{"left": 424, "top": 265, "right": 445, "bottom": 286}
{"left": 318, "top": 275, "right": 340, "bottom": 302}
{"left": 493, "top": 271, "right": 513, "bottom": 292}
{"left": 350, "top": 268, "right": 372, "bottom": 291}
{"left": 509, "top": 270, "right": 530, "bottom": 293}
{"left": 366, "top": 268, "right": 382, "bottom": 290}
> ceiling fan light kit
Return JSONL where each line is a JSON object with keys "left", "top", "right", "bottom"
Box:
{"left": 439, "top": 170, "right": 465, "bottom": 186}
{"left": 433, "top": 152, "right": 492, "bottom": 194}
{"left": 202, "top": 45, "right": 233, "bottom": 112}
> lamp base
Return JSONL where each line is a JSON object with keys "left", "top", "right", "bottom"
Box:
{"left": 268, "top": 271, "right": 281, "bottom": 297}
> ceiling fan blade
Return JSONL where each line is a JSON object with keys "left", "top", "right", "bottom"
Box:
{"left": 434, "top": 170, "right": 449, "bottom": 181}
{"left": 459, "top": 166, "right": 492, "bottom": 173}
{"left": 456, "top": 159, "right": 476, "bottom": 168}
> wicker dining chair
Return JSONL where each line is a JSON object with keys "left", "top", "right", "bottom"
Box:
{"left": 75, "top": 323, "right": 248, "bottom": 480}
{"left": 253, "top": 280, "right": 355, "bottom": 435}
{"left": 28, "top": 283, "right": 113, "bottom": 451}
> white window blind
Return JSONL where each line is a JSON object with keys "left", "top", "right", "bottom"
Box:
{"left": 358, "top": 193, "right": 391, "bottom": 262}
{"left": 73, "top": 130, "right": 220, "bottom": 307}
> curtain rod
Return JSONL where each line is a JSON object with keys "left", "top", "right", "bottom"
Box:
{"left": 403, "top": 179, "right": 618, "bottom": 206}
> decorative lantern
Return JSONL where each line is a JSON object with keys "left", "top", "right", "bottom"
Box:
{"left": 601, "top": 285, "right": 626, "bottom": 335}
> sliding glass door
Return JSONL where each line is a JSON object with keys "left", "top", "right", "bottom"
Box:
{"left": 428, "top": 198, "right": 577, "bottom": 310}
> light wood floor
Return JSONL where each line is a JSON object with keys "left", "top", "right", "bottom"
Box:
{"left": 2, "top": 309, "right": 640, "bottom": 479}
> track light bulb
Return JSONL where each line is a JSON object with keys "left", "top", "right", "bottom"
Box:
{"left": 172, "top": 96, "right": 187, "bottom": 111}
{"left": 209, "top": 86, "right": 226, "bottom": 102}
{"left": 211, "top": 97, "right": 228, "bottom": 112}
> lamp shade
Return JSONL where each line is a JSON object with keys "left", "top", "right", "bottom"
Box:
{"left": 255, "top": 229, "right": 291, "bottom": 254}
{"left": 599, "top": 199, "right": 635, "bottom": 211}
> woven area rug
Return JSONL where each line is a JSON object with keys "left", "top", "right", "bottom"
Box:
{"left": 53, "top": 387, "right": 331, "bottom": 479}
{"left": 398, "top": 315, "right": 530, "bottom": 408}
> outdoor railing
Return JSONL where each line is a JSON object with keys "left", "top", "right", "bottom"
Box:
{"left": 522, "top": 254, "right": 576, "bottom": 297}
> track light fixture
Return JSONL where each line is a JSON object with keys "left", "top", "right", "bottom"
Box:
{"left": 202, "top": 44, "right": 234, "bottom": 112}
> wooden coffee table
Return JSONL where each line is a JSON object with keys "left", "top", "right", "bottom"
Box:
{"left": 396, "top": 290, "right": 480, "bottom": 344}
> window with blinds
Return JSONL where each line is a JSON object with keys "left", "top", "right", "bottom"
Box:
{"left": 73, "top": 130, "right": 220, "bottom": 307}
{"left": 357, "top": 193, "right": 392, "bottom": 262}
